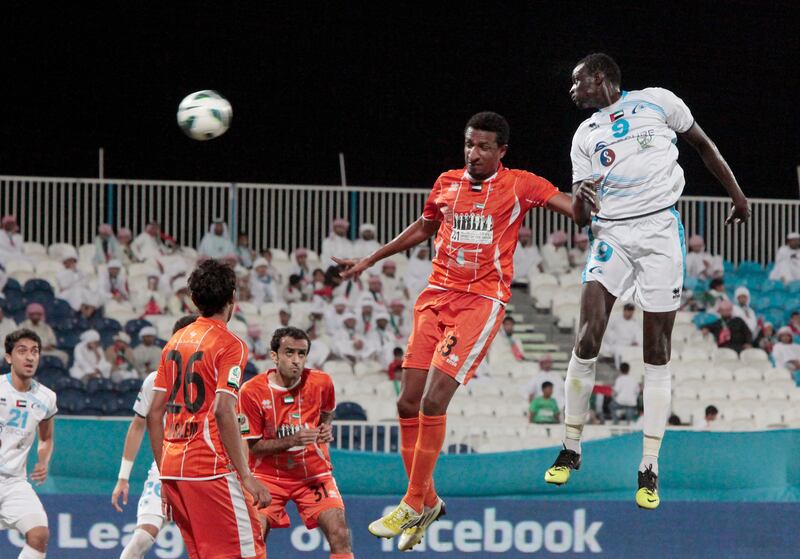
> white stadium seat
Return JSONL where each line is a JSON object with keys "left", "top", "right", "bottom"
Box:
{"left": 705, "top": 367, "right": 734, "bottom": 382}
{"left": 739, "top": 347, "right": 770, "bottom": 366}
{"left": 714, "top": 347, "right": 740, "bottom": 366}
{"left": 23, "top": 242, "right": 47, "bottom": 256}
{"left": 5, "top": 260, "right": 35, "bottom": 274}
{"left": 268, "top": 248, "right": 289, "bottom": 261}
{"left": 47, "top": 242, "right": 75, "bottom": 261}
{"left": 733, "top": 367, "right": 763, "bottom": 383}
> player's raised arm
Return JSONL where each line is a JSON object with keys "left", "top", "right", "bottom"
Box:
{"left": 112, "top": 415, "right": 146, "bottom": 511}
{"left": 146, "top": 390, "right": 167, "bottom": 470}
{"left": 334, "top": 216, "right": 440, "bottom": 279}
{"left": 679, "top": 122, "right": 749, "bottom": 225}
{"left": 30, "top": 417, "right": 54, "bottom": 485}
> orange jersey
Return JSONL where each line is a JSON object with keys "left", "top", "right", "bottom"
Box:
{"left": 239, "top": 369, "right": 335, "bottom": 482}
{"left": 153, "top": 316, "right": 249, "bottom": 480}
{"left": 423, "top": 164, "right": 559, "bottom": 302}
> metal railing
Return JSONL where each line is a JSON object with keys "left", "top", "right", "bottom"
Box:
{"left": 2, "top": 175, "right": 798, "bottom": 264}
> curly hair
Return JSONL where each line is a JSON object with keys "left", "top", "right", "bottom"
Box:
{"left": 188, "top": 259, "right": 236, "bottom": 317}
{"left": 270, "top": 326, "right": 311, "bottom": 353}
{"left": 4, "top": 328, "right": 42, "bottom": 355}
{"left": 576, "top": 53, "right": 621, "bottom": 87}
{"left": 465, "top": 111, "right": 510, "bottom": 146}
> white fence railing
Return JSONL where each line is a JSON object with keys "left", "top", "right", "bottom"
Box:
{"left": 2, "top": 175, "right": 798, "bottom": 265}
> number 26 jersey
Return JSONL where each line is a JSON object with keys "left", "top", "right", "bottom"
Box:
{"left": 153, "top": 316, "right": 249, "bottom": 480}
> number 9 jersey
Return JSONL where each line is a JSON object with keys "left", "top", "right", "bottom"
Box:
{"left": 153, "top": 316, "right": 249, "bottom": 480}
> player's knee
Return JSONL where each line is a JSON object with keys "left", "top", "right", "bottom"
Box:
{"left": 576, "top": 326, "right": 603, "bottom": 358}
{"left": 327, "top": 523, "right": 352, "bottom": 551}
{"left": 396, "top": 393, "right": 420, "bottom": 418}
{"left": 420, "top": 393, "right": 448, "bottom": 416}
{"left": 25, "top": 526, "right": 49, "bottom": 551}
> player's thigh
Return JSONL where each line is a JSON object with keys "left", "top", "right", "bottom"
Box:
{"left": 430, "top": 293, "right": 505, "bottom": 385}
{"left": 582, "top": 220, "right": 635, "bottom": 299}
{"left": 402, "top": 288, "right": 445, "bottom": 371}
{"left": 257, "top": 477, "right": 292, "bottom": 529}
{"left": 632, "top": 211, "right": 684, "bottom": 312}
{"left": 292, "top": 476, "right": 346, "bottom": 530}
{"left": 136, "top": 475, "right": 164, "bottom": 530}
{"left": 0, "top": 478, "right": 48, "bottom": 534}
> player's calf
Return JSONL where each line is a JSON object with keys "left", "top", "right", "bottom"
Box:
{"left": 19, "top": 526, "right": 48, "bottom": 558}
{"left": 120, "top": 525, "right": 158, "bottom": 559}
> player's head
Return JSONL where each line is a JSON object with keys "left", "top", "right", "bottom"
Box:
{"left": 541, "top": 381, "right": 554, "bottom": 397}
{"left": 787, "top": 232, "right": 800, "bottom": 249}
{"left": 4, "top": 328, "right": 41, "bottom": 381}
{"left": 188, "top": 259, "right": 237, "bottom": 320}
{"left": 539, "top": 354, "right": 553, "bottom": 370}
{"left": 705, "top": 405, "right": 718, "bottom": 420}
{"left": 173, "top": 314, "right": 198, "bottom": 334}
{"left": 464, "top": 111, "right": 509, "bottom": 181}
{"left": 571, "top": 53, "right": 621, "bottom": 109}
{"left": 502, "top": 315, "right": 515, "bottom": 335}
{"left": 623, "top": 303, "right": 635, "bottom": 319}
{"left": 620, "top": 362, "right": 630, "bottom": 374}
{"left": 270, "top": 326, "right": 311, "bottom": 382}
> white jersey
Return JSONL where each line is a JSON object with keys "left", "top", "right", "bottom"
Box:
{"left": 571, "top": 87, "right": 695, "bottom": 220}
{"left": 0, "top": 374, "right": 57, "bottom": 478}
{"left": 133, "top": 371, "right": 157, "bottom": 418}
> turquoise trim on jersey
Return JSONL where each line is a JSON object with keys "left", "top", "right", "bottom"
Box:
{"left": 2, "top": 373, "right": 54, "bottom": 416}
{"left": 581, "top": 218, "right": 598, "bottom": 283}
{"left": 670, "top": 207, "right": 687, "bottom": 282}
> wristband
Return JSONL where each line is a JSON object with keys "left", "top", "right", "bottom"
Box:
{"left": 118, "top": 458, "right": 134, "bottom": 480}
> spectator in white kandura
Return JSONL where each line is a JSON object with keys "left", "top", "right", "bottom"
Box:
{"left": 352, "top": 223, "right": 381, "bottom": 268}
{"left": 611, "top": 362, "right": 641, "bottom": 424}
{"left": 600, "top": 303, "right": 642, "bottom": 369}
{"left": 363, "top": 275, "right": 386, "bottom": 306}
{"left": 93, "top": 223, "right": 124, "bottom": 266}
{"left": 167, "top": 276, "right": 198, "bottom": 316}
{"left": 0, "top": 307, "right": 18, "bottom": 350}
{"left": 18, "top": 303, "right": 69, "bottom": 367}
{"left": 98, "top": 259, "right": 129, "bottom": 303}
{"left": 132, "top": 326, "right": 161, "bottom": 376}
{"left": 306, "top": 324, "right": 331, "bottom": 369}
{"left": 131, "top": 221, "right": 165, "bottom": 262}
{"left": 370, "top": 308, "right": 398, "bottom": 368}
{"left": 512, "top": 226, "right": 542, "bottom": 285}
{"left": 525, "top": 354, "right": 565, "bottom": 410}
{"left": 775, "top": 232, "right": 800, "bottom": 266}
{"left": 325, "top": 296, "right": 349, "bottom": 334}
{"left": 489, "top": 315, "right": 526, "bottom": 366}
{"left": 266, "top": 304, "right": 292, "bottom": 336}
{"left": 402, "top": 244, "right": 432, "bottom": 300}
{"left": 769, "top": 234, "right": 800, "bottom": 284}
{"left": 116, "top": 227, "right": 136, "bottom": 265}
{"left": 56, "top": 245, "right": 90, "bottom": 311}
{"left": 701, "top": 278, "right": 730, "bottom": 309}
{"left": 358, "top": 299, "right": 376, "bottom": 336}
{"left": 70, "top": 329, "right": 112, "bottom": 382}
{"left": 732, "top": 286, "right": 759, "bottom": 339}
{"left": 257, "top": 249, "right": 284, "bottom": 283}
{"left": 0, "top": 215, "right": 27, "bottom": 263}
{"left": 695, "top": 405, "right": 720, "bottom": 431}
{"left": 305, "top": 297, "right": 328, "bottom": 334}
{"left": 198, "top": 219, "right": 236, "bottom": 260}
{"left": 771, "top": 327, "right": 800, "bottom": 374}
{"left": 387, "top": 299, "right": 412, "bottom": 340}
{"left": 334, "top": 312, "right": 376, "bottom": 363}
{"left": 378, "top": 260, "right": 403, "bottom": 300}
{"left": 250, "top": 257, "right": 281, "bottom": 304}
{"left": 321, "top": 217, "right": 354, "bottom": 268}
{"left": 541, "top": 230, "right": 570, "bottom": 275}
{"left": 685, "top": 235, "right": 724, "bottom": 280}
{"left": 288, "top": 247, "right": 313, "bottom": 285}
{"left": 105, "top": 332, "right": 138, "bottom": 382}
{"left": 245, "top": 324, "right": 269, "bottom": 362}
{"left": 282, "top": 274, "right": 307, "bottom": 303}
{"left": 569, "top": 232, "right": 590, "bottom": 269}
{"left": 135, "top": 272, "right": 167, "bottom": 315}
{"left": 236, "top": 232, "right": 255, "bottom": 268}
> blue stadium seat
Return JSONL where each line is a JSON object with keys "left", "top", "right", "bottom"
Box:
{"left": 56, "top": 333, "right": 80, "bottom": 352}
{"left": 692, "top": 312, "right": 718, "bottom": 328}
{"left": 54, "top": 376, "right": 85, "bottom": 392}
{"left": 723, "top": 260, "right": 735, "bottom": 274}
{"left": 763, "top": 279, "right": 785, "bottom": 292}
{"left": 116, "top": 392, "right": 138, "bottom": 412}
{"left": 23, "top": 278, "right": 54, "bottom": 295}
{"left": 48, "top": 298, "right": 75, "bottom": 321}
{"left": 58, "top": 389, "right": 88, "bottom": 414}
{"left": 4, "top": 291, "right": 25, "bottom": 313}
{"left": 334, "top": 401, "right": 367, "bottom": 421}
{"left": 738, "top": 261, "right": 763, "bottom": 274}
{"left": 87, "top": 377, "right": 115, "bottom": 394}
{"left": 243, "top": 362, "right": 259, "bottom": 383}
{"left": 38, "top": 355, "right": 66, "bottom": 372}
{"left": 0, "top": 296, "right": 6, "bottom": 312}
{"left": 2, "top": 278, "right": 22, "bottom": 297}
{"left": 0, "top": 361, "right": 10, "bottom": 375}
{"left": 766, "top": 291, "right": 789, "bottom": 307}
{"left": 93, "top": 393, "right": 121, "bottom": 415}
{"left": 753, "top": 295, "right": 773, "bottom": 313}
{"left": 787, "top": 281, "right": 800, "bottom": 294}
{"left": 80, "top": 407, "right": 104, "bottom": 416}
{"left": 125, "top": 319, "right": 153, "bottom": 341}
{"left": 53, "top": 317, "right": 80, "bottom": 335}
{"left": 446, "top": 443, "right": 475, "bottom": 454}
{"left": 116, "top": 378, "right": 143, "bottom": 394}
{"left": 35, "top": 368, "right": 66, "bottom": 389}
{"left": 763, "top": 307, "right": 786, "bottom": 328}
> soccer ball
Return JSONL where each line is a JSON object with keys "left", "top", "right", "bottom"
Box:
{"left": 177, "top": 90, "right": 232, "bottom": 141}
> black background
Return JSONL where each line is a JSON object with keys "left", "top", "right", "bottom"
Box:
{"left": 2, "top": 2, "right": 798, "bottom": 197}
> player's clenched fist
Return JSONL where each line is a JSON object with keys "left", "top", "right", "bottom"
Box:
{"left": 242, "top": 474, "right": 272, "bottom": 509}
{"left": 292, "top": 427, "right": 321, "bottom": 446}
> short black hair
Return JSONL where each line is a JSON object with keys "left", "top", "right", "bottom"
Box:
{"left": 288, "top": 274, "right": 302, "bottom": 286}
{"left": 620, "top": 362, "right": 630, "bottom": 373}
{"left": 503, "top": 316, "right": 515, "bottom": 323}
{"left": 705, "top": 405, "right": 719, "bottom": 416}
{"left": 623, "top": 303, "right": 635, "bottom": 311}
{"left": 577, "top": 53, "right": 621, "bottom": 87}
{"left": 465, "top": 111, "right": 510, "bottom": 146}
{"left": 393, "top": 347, "right": 404, "bottom": 357}
{"left": 710, "top": 278, "right": 725, "bottom": 289}
{"left": 668, "top": 413, "right": 682, "bottom": 426}
{"left": 188, "top": 259, "right": 236, "bottom": 317}
{"left": 270, "top": 326, "right": 311, "bottom": 353}
{"left": 541, "top": 381, "right": 554, "bottom": 390}
{"left": 4, "top": 328, "right": 42, "bottom": 355}
{"left": 173, "top": 314, "right": 198, "bottom": 334}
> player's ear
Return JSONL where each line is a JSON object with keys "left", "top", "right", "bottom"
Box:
{"left": 498, "top": 144, "right": 508, "bottom": 159}
{"left": 270, "top": 350, "right": 279, "bottom": 364}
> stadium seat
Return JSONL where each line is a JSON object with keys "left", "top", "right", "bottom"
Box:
{"left": 58, "top": 388, "right": 88, "bottom": 414}
{"left": 86, "top": 377, "right": 115, "bottom": 394}
{"left": 529, "top": 273, "right": 559, "bottom": 289}
{"left": 763, "top": 367, "right": 792, "bottom": 383}
{"left": 753, "top": 406, "right": 786, "bottom": 428}
{"left": 714, "top": 348, "right": 740, "bottom": 366}
{"left": 733, "top": 367, "right": 763, "bottom": 383}
{"left": 701, "top": 382, "right": 730, "bottom": 400}
{"left": 762, "top": 307, "right": 786, "bottom": 328}
{"left": 739, "top": 348, "right": 770, "bottom": 366}
{"left": 5, "top": 260, "right": 35, "bottom": 275}
{"left": 125, "top": 318, "right": 154, "bottom": 341}
{"left": 728, "top": 383, "right": 760, "bottom": 401}
{"left": 705, "top": 366, "right": 734, "bottom": 382}
{"left": 38, "top": 354, "right": 66, "bottom": 372}
{"left": 116, "top": 378, "right": 143, "bottom": 394}
{"left": 760, "top": 384, "right": 790, "bottom": 401}
{"left": 92, "top": 392, "right": 121, "bottom": 414}
{"left": 35, "top": 367, "right": 66, "bottom": 389}
{"left": 2, "top": 278, "right": 22, "bottom": 296}
{"left": 48, "top": 298, "right": 74, "bottom": 321}
{"left": 531, "top": 284, "right": 560, "bottom": 310}
{"left": 22, "top": 241, "right": 47, "bottom": 256}
{"left": 56, "top": 332, "right": 80, "bottom": 351}
{"left": 334, "top": 401, "right": 367, "bottom": 421}
{"left": 116, "top": 392, "right": 138, "bottom": 412}
{"left": 786, "top": 280, "right": 800, "bottom": 294}
{"left": 673, "top": 384, "right": 699, "bottom": 400}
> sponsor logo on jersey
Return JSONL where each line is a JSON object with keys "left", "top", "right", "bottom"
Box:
{"left": 599, "top": 148, "right": 616, "bottom": 167}
{"left": 593, "top": 141, "right": 608, "bottom": 153}
{"left": 632, "top": 103, "right": 646, "bottom": 114}
{"left": 0, "top": 397, "right": 6, "bottom": 406}
{"left": 610, "top": 110, "right": 625, "bottom": 122}
{"left": 227, "top": 366, "right": 242, "bottom": 389}
{"left": 238, "top": 413, "right": 250, "bottom": 434}
{"left": 451, "top": 213, "right": 494, "bottom": 245}
{"left": 636, "top": 129, "right": 655, "bottom": 149}
{"left": 588, "top": 265, "right": 603, "bottom": 275}
{"left": 449, "top": 182, "right": 460, "bottom": 191}
{"left": 672, "top": 288, "right": 681, "bottom": 300}
{"left": 262, "top": 398, "right": 272, "bottom": 410}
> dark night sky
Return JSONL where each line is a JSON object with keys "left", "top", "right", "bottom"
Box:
{"left": 2, "top": 2, "right": 798, "bottom": 198}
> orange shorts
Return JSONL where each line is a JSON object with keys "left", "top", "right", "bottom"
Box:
{"left": 403, "top": 287, "right": 506, "bottom": 384}
{"left": 257, "top": 474, "right": 344, "bottom": 529}
{"left": 162, "top": 473, "right": 266, "bottom": 559}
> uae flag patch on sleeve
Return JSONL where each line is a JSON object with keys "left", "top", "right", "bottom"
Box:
{"left": 610, "top": 110, "right": 625, "bottom": 122}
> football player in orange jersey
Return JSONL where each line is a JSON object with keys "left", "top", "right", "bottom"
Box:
{"left": 336, "top": 112, "right": 585, "bottom": 549}
{"left": 239, "top": 326, "right": 354, "bottom": 559}
{"left": 147, "top": 260, "right": 271, "bottom": 559}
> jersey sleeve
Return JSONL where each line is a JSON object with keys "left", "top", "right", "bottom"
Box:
{"left": 570, "top": 126, "right": 593, "bottom": 184}
{"left": 45, "top": 392, "right": 58, "bottom": 420}
{"left": 521, "top": 172, "right": 559, "bottom": 211}
{"left": 238, "top": 383, "right": 264, "bottom": 440}
{"left": 421, "top": 177, "right": 444, "bottom": 221}
{"left": 133, "top": 372, "right": 157, "bottom": 417}
{"left": 650, "top": 87, "right": 694, "bottom": 133}
{"left": 320, "top": 374, "right": 336, "bottom": 414}
{"left": 153, "top": 352, "right": 168, "bottom": 393}
{"left": 215, "top": 335, "right": 249, "bottom": 397}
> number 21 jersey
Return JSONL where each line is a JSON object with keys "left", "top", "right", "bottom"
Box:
{"left": 153, "top": 316, "right": 249, "bottom": 480}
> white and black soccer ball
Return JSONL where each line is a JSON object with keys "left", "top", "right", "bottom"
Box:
{"left": 176, "top": 90, "right": 232, "bottom": 141}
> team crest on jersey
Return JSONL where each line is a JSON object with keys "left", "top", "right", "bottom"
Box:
{"left": 238, "top": 413, "right": 250, "bottom": 434}
{"left": 451, "top": 213, "right": 494, "bottom": 244}
{"left": 261, "top": 399, "right": 272, "bottom": 410}
{"left": 227, "top": 366, "right": 242, "bottom": 389}
{"left": 636, "top": 129, "right": 655, "bottom": 149}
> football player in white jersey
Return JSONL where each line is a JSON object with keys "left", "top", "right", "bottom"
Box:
{"left": 545, "top": 53, "right": 750, "bottom": 509}
{"left": 0, "top": 329, "right": 57, "bottom": 559}
{"left": 111, "top": 315, "right": 197, "bottom": 559}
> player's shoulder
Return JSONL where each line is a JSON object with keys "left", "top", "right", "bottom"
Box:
{"left": 142, "top": 370, "right": 158, "bottom": 389}
{"left": 437, "top": 168, "right": 466, "bottom": 183}
{"left": 241, "top": 371, "right": 269, "bottom": 394}
{"left": 502, "top": 167, "right": 556, "bottom": 188}
{"left": 306, "top": 368, "right": 334, "bottom": 387}
{"left": 32, "top": 379, "right": 57, "bottom": 404}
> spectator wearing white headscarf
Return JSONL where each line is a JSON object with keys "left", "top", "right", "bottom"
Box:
{"left": 70, "top": 330, "right": 112, "bottom": 382}
{"left": 250, "top": 257, "right": 281, "bottom": 304}
{"left": 0, "top": 215, "right": 27, "bottom": 263}
{"left": 541, "top": 230, "right": 570, "bottom": 275}
{"left": 105, "top": 332, "right": 139, "bottom": 382}
{"left": 732, "top": 287, "right": 759, "bottom": 339}
{"left": 198, "top": 219, "right": 236, "bottom": 260}
{"left": 353, "top": 223, "right": 381, "bottom": 269}
{"left": 167, "top": 276, "right": 198, "bottom": 316}
{"left": 512, "top": 226, "right": 542, "bottom": 285}
{"left": 569, "top": 232, "right": 590, "bottom": 269}
{"left": 770, "top": 233, "right": 800, "bottom": 284}
{"left": 56, "top": 246, "right": 90, "bottom": 311}
{"left": 98, "top": 259, "right": 129, "bottom": 303}
{"left": 685, "top": 235, "right": 723, "bottom": 280}
{"left": 132, "top": 326, "right": 162, "bottom": 375}
{"left": 321, "top": 218, "right": 354, "bottom": 268}
{"left": 772, "top": 327, "right": 800, "bottom": 373}
{"left": 333, "top": 312, "right": 376, "bottom": 362}
{"left": 93, "top": 223, "right": 124, "bottom": 266}
{"left": 132, "top": 221, "right": 166, "bottom": 262}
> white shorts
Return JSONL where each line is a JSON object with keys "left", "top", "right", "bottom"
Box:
{"left": 0, "top": 476, "right": 48, "bottom": 534}
{"left": 583, "top": 208, "right": 685, "bottom": 312}
{"left": 136, "top": 462, "right": 164, "bottom": 529}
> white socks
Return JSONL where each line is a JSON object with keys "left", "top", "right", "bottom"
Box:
{"left": 640, "top": 362, "right": 671, "bottom": 474}
{"left": 562, "top": 351, "right": 597, "bottom": 454}
{"left": 18, "top": 544, "right": 45, "bottom": 559}
{"left": 120, "top": 528, "right": 156, "bottom": 559}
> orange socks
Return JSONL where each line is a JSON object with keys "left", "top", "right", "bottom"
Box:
{"left": 329, "top": 554, "right": 354, "bottom": 559}
{"left": 399, "top": 416, "right": 440, "bottom": 508}
{"left": 403, "top": 413, "right": 447, "bottom": 513}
